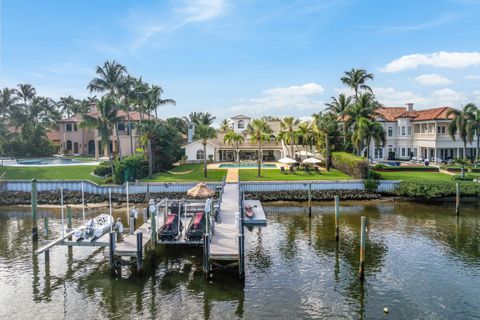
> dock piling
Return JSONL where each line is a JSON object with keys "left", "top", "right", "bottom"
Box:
{"left": 136, "top": 232, "right": 143, "bottom": 273}
{"left": 308, "top": 183, "right": 312, "bottom": 217}
{"left": 150, "top": 210, "right": 157, "bottom": 249}
{"left": 359, "top": 216, "right": 367, "bottom": 280}
{"left": 31, "top": 179, "right": 38, "bottom": 242}
{"left": 334, "top": 196, "right": 340, "bottom": 241}
{"left": 67, "top": 206, "right": 73, "bottom": 247}
{"left": 109, "top": 231, "right": 116, "bottom": 275}
{"left": 129, "top": 217, "right": 135, "bottom": 234}
{"left": 44, "top": 216, "right": 49, "bottom": 260}
{"left": 455, "top": 182, "right": 460, "bottom": 215}
{"left": 81, "top": 181, "right": 85, "bottom": 221}
{"left": 203, "top": 233, "right": 210, "bottom": 277}
{"left": 60, "top": 187, "right": 65, "bottom": 238}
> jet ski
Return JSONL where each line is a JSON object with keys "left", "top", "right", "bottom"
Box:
{"left": 244, "top": 204, "right": 255, "bottom": 218}
{"left": 186, "top": 212, "right": 206, "bottom": 242}
{"left": 159, "top": 214, "right": 182, "bottom": 241}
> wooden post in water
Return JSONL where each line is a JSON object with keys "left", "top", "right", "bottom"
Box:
{"left": 67, "top": 206, "right": 73, "bottom": 247}
{"left": 109, "top": 231, "right": 116, "bottom": 275}
{"left": 150, "top": 210, "right": 157, "bottom": 249}
{"left": 334, "top": 196, "right": 340, "bottom": 241}
{"left": 129, "top": 217, "right": 135, "bottom": 234}
{"left": 81, "top": 181, "right": 85, "bottom": 221}
{"left": 308, "top": 183, "right": 312, "bottom": 217}
{"left": 456, "top": 182, "right": 460, "bottom": 215}
{"left": 136, "top": 232, "right": 143, "bottom": 273}
{"left": 60, "top": 187, "right": 65, "bottom": 238}
{"left": 359, "top": 216, "right": 367, "bottom": 280}
{"left": 44, "top": 216, "right": 49, "bottom": 260}
{"left": 203, "top": 233, "right": 210, "bottom": 277}
{"left": 126, "top": 181, "right": 130, "bottom": 228}
{"left": 31, "top": 179, "right": 38, "bottom": 242}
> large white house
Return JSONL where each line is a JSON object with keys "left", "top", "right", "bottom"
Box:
{"left": 370, "top": 103, "right": 477, "bottom": 162}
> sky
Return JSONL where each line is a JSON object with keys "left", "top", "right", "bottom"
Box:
{"left": 1, "top": 0, "right": 480, "bottom": 122}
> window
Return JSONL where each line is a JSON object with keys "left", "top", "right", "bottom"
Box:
{"left": 408, "top": 126, "right": 411, "bottom": 136}
{"left": 374, "top": 147, "right": 383, "bottom": 159}
{"left": 407, "top": 148, "right": 411, "bottom": 157}
{"left": 413, "top": 148, "right": 417, "bottom": 157}
{"left": 237, "top": 120, "right": 245, "bottom": 129}
{"left": 196, "top": 149, "right": 204, "bottom": 160}
{"left": 66, "top": 123, "right": 72, "bottom": 132}
{"left": 401, "top": 126, "right": 406, "bottom": 136}
{"left": 388, "top": 127, "right": 393, "bottom": 137}
{"left": 73, "top": 124, "right": 78, "bottom": 131}
{"left": 437, "top": 126, "right": 442, "bottom": 134}
{"left": 118, "top": 122, "right": 125, "bottom": 131}
{"left": 66, "top": 140, "right": 72, "bottom": 150}
{"left": 401, "top": 148, "right": 405, "bottom": 157}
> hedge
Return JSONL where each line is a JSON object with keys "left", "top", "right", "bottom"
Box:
{"left": 331, "top": 152, "right": 369, "bottom": 179}
{"left": 394, "top": 180, "right": 480, "bottom": 199}
{"left": 244, "top": 190, "right": 380, "bottom": 202}
{"left": 373, "top": 165, "right": 439, "bottom": 172}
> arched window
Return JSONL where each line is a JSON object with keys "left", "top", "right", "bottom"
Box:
{"left": 87, "top": 140, "right": 95, "bottom": 154}
{"left": 196, "top": 149, "right": 204, "bottom": 160}
{"left": 66, "top": 140, "right": 72, "bottom": 150}
{"left": 238, "top": 120, "right": 245, "bottom": 129}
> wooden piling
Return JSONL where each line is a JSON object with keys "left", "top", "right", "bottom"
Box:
{"left": 203, "top": 233, "right": 210, "bottom": 277}
{"left": 129, "top": 217, "right": 135, "bottom": 234}
{"left": 359, "top": 216, "right": 367, "bottom": 280}
{"left": 81, "top": 181, "right": 85, "bottom": 221}
{"left": 334, "top": 196, "right": 340, "bottom": 241}
{"left": 44, "top": 216, "right": 49, "bottom": 260}
{"left": 109, "top": 231, "right": 116, "bottom": 275}
{"left": 308, "top": 183, "right": 312, "bottom": 217}
{"left": 455, "top": 182, "right": 460, "bottom": 215}
{"left": 150, "top": 210, "right": 156, "bottom": 249}
{"left": 67, "top": 206, "right": 73, "bottom": 247}
{"left": 136, "top": 232, "right": 143, "bottom": 273}
{"left": 31, "top": 179, "right": 38, "bottom": 242}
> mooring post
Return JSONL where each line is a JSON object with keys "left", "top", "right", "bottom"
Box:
{"left": 136, "top": 232, "right": 143, "bottom": 273}
{"left": 67, "top": 206, "right": 73, "bottom": 247}
{"left": 126, "top": 181, "right": 130, "bottom": 226}
{"left": 359, "top": 216, "right": 367, "bottom": 280}
{"left": 210, "top": 199, "right": 215, "bottom": 235}
{"left": 150, "top": 210, "right": 157, "bottom": 249}
{"left": 31, "top": 179, "right": 38, "bottom": 242}
{"left": 109, "top": 231, "right": 116, "bottom": 275}
{"left": 238, "top": 215, "right": 245, "bottom": 279}
{"left": 308, "top": 183, "right": 312, "bottom": 217}
{"left": 455, "top": 182, "right": 460, "bottom": 215}
{"left": 81, "top": 181, "right": 85, "bottom": 221}
{"left": 129, "top": 217, "right": 135, "bottom": 234}
{"left": 203, "top": 233, "right": 210, "bottom": 277}
{"left": 334, "top": 196, "right": 340, "bottom": 241}
{"left": 44, "top": 216, "right": 50, "bottom": 260}
{"left": 60, "top": 187, "right": 65, "bottom": 238}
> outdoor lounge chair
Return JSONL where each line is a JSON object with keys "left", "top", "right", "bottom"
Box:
{"left": 280, "top": 166, "right": 286, "bottom": 174}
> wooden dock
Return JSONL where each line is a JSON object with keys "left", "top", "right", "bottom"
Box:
{"left": 114, "top": 220, "right": 152, "bottom": 256}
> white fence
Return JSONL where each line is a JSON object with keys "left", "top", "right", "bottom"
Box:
{"left": 0, "top": 179, "right": 400, "bottom": 194}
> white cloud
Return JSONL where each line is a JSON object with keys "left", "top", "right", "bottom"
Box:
{"left": 466, "top": 75, "right": 480, "bottom": 80}
{"left": 474, "top": 90, "right": 480, "bottom": 100}
{"left": 414, "top": 73, "right": 452, "bottom": 86}
{"left": 381, "top": 51, "right": 480, "bottom": 73}
{"left": 372, "top": 87, "right": 430, "bottom": 107}
{"left": 180, "top": 0, "right": 227, "bottom": 23}
{"left": 431, "top": 88, "right": 466, "bottom": 104}
{"left": 262, "top": 83, "right": 324, "bottom": 96}
{"left": 355, "top": 14, "right": 457, "bottom": 33}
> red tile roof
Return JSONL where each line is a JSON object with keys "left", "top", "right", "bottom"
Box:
{"left": 375, "top": 107, "right": 407, "bottom": 121}
{"left": 376, "top": 106, "right": 457, "bottom": 122}
{"left": 46, "top": 130, "right": 60, "bottom": 141}
{"left": 59, "top": 111, "right": 155, "bottom": 123}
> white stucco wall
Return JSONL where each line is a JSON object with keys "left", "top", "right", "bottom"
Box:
{"left": 184, "top": 141, "right": 217, "bottom": 162}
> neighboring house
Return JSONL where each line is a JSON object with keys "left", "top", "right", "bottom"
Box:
{"left": 55, "top": 104, "right": 153, "bottom": 159}
{"left": 369, "top": 103, "right": 476, "bottom": 162}
{"left": 183, "top": 114, "right": 302, "bottom": 163}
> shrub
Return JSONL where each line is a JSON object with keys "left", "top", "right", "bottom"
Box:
{"left": 395, "top": 181, "right": 480, "bottom": 199}
{"left": 94, "top": 161, "right": 112, "bottom": 177}
{"left": 451, "top": 175, "right": 475, "bottom": 181}
{"left": 364, "top": 178, "right": 379, "bottom": 192}
{"left": 331, "top": 152, "right": 369, "bottom": 179}
{"left": 373, "top": 164, "right": 387, "bottom": 170}
{"left": 113, "top": 154, "right": 149, "bottom": 184}
{"left": 368, "top": 170, "right": 382, "bottom": 180}
{"left": 373, "top": 166, "right": 438, "bottom": 172}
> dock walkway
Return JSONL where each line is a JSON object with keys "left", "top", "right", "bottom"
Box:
{"left": 114, "top": 220, "right": 152, "bottom": 256}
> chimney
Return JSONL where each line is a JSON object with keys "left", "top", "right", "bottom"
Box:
{"left": 406, "top": 103, "right": 414, "bottom": 111}
{"left": 187, "top": 124, "right": 196, "bottom": 143}
{"left": 89, "top": 102, "right": 97, "bottom": 113}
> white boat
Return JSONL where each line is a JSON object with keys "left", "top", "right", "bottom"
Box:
{"left": 74, "top": 214, "right": 114, "bottom": 240}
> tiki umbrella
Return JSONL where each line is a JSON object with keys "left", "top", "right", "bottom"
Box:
{"left": 187, "top": 182, "right": 215, "bottom": 198}
{"left": 302, "top": 157, "right": 322, "bottom": 164}
{"left": 278, "top": 157, "right": 297, "bottom": 164}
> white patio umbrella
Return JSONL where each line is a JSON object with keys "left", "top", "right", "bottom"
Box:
{"left": 295, "top": 150, "right": 314, "bottom": 157}
{"left": 302, "top": 157, "right": 322, "bottom": 164}
{"left": 278, "top": 157, "right": 297, "bottom": 164}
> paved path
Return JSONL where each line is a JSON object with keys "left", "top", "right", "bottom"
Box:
{"left": 226, "top": 168, "right": 239, "bottom": 183}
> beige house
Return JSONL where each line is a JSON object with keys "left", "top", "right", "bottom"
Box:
{"left": 56, "top": 106, "right": 152, "bottom": 159}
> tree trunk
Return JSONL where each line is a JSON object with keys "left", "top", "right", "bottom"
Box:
{"left": 125, "top": 99, "right": 134, "bottom": 156}
{"left": 148, "top": 138, "right": 153, "bottom": 178}
{"left": 463, "top": 142, "right": 467, "bottom": 160}
{"left": 114, "top": 124, "right": 122, "bottom": 159}
{"left": 155, "top": 106, "right": 158, "bottom": 119}
{"left": 290, "top": 133, "right": 294, "bottom": 158}
{"left": 325, "top": 135, "right": 330, "bottom": 171}
{"left": 257, "top": 143, "right": 261, "bottom": 177}
{"left": 203, "top": 142, "right": 207, "bottom": 178}
{"left": 477, "top": 133, "right": 480, "bottom": 161}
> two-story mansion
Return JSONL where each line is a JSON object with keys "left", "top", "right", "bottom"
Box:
{"left": 57, "top": 104, "right": 152, "bottom": 159}
{"left": 370, "top": 103, "right": 477, "bottom": 162}
{"left": 183, "top": 115, "right": 301, "bottom": 162}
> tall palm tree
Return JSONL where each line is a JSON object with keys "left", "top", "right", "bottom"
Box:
{"left": 16, "top": 83, "right": 36, "bottom": 106}
{"left": 352, "top": 117, "right": 386, "bottom": 159}
{"left": 341, "top": 68, "right": 374, "bottom": 99}
{"left": 223, "top": 130, "right": 245, "bottom": 162}
{"left": 325, "top": 94, "right": 353, "bottom": 147}
{"left": 246, "top": 119, "right": 272, "bottom": 177}
{"left": 80, "top": 96, "right": 123, "bottom": 174}
{"left": 447, "top": 106, "right": 472, "bottom": 160}
{"left": 149, "top": 85, "right": 176, "bottom": 119}
{"left": 296, "top": 121, "right": 315, "bottom": 153}
{"left": 0, "top": 88, "right": 19, "bottom": 120}
{"left": 312, "top": 112, "right": 339, "bottom": 170}
{"left": 58, "top": 95, "right": 80, "bottom": 118}
{"left": 344, "top": 93, "right": 378, "bottom": 153}
{"left": 464, "top": 103, "right": 480, "bottom": 161}
{"left": 279, "top": 116, "right": 300, "bottom": 157}
{"left": 193, "top": 124, "right": 217, "bottom": 178}
{"left": 219, "top": 119, "right": 232, "bottom": 133}
{"left": 118, "top": 76, "right": 137, "bottom": 155}
{"left": 138, "top": 120, "right": 161, "bottom": 177}
{"left": 87, "top": 60, "right": 127, "bottom": 158}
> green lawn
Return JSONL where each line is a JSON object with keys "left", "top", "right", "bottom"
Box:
{"left": 142, "top": 164, "right": 227, "bottom": 182}
{"left": 0, "top": 165, "right": 104, "bottom": 184}
{"left": 376, "top": 171, "right": 453, "bottom": 181}
{"left": 239, "top": 168, "right": 351, "bottom": 181}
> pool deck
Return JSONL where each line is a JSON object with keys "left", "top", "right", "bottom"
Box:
{"left": 1, "top": 159, "right": 99, "bottom": 166}
{"left": 208, "top": 162, "right": 280, "bottom": 169}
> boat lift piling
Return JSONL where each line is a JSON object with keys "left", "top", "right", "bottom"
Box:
{"left": 307, "top": 183, "right": 312, "bottom": 217}
{"left": 455, "top": 182, "right": 460, "bottom": 215}
{"left": 359, "top": 216, "right": 367, "bottom": 280}
{"left": 136, "top": 232, "right": 143, "bottom": 273}
{"left": 109, "top": 231, "right": 116, "bottom": 275}
{"left": 60, "top": 187, "right": 65, "bottom": 238}
{"left": 31, "top": 179, "right": 38, "bottom": 242}
{"left": 44, "top": 216, "right": 49, "bottom": 260}
{"left": 67, "top": 206, "right": 73, "bottom": 247}
{"left": 334, "top": 196, "right": 340, "bottom": 241}
{"left": 81, "top": 181, "right": 85, "bottom": 221}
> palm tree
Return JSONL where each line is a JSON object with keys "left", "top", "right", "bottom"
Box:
{"left": 16, "top": 83, "right": 36, "bottom": 106}
{"left": 352, "top": 117, "right": 386, "bottom": 159}
{"left": 58, "top": 95, "right": 80, "bottom": 118}
{"left": 87, "top": 60, "right": 127, "bottom": 158}
{"left": 447, "top": 106, "right": 471, "bottom": 160}
{"left": 184, "top": 112, "right": 216, "bottom": 126}
{"left": 219, "top": 119, "right": 232, "bottom": 133}
{"left": 344, "top": 93, "right": 378, "bottom": 153}
{"left": 80, "top": 96, "right": 123, "bottom": 174}
{"left": 138, "top": 120, "right": 160, "bottom": 177}
{"left": 325, "top": 94, "right": 353, "bottom": 147}
{"left": 312, "top": 112, "right": 339, "bottom": 170}
{"left": 246, "top": 119, "right": 272, "bottom": 177}
{"left": 119, "top": 76, "right": 137, "bottom": 155}
{"left": 341, "top": 68, "right": 374, "bottom": 99}
{"left": 223, "top": 130, "right": 244, "bottom": 162}
{"left": 464, "top": 103, "right": 480, "bottom": 161}
{"left": 0, "top": 88, "right": 19, "bottom": 120}
{"left": 149, "top": 85, "right": 176, "bottom": 119}
{"left": 193, "top": 124, "right": 217, "bottom": 178}
{"left": 279, "top": 116, "right": 300, "bottom": 157}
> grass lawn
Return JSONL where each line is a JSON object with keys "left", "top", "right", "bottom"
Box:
{"left": 376, "top": 171, "right": 453, "bottom": 181}
{"left": 239, "top": 168, "right": 351, "bottom": 181}
{"left": 142, "top": 164, "right": 227, "bottom": 182}
{"left": 0, "top": 165, "right": 104, "bottom": 184}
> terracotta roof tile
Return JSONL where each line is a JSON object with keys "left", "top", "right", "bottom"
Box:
{"left": 59, "top": 111, "right": 155, "bottom": 123}
{"left": 376, "top": 106, "right": 457, "bottom": 122}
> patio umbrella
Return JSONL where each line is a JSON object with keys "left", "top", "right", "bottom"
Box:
{"left": 278, "top": 157, "right": 297, "bottom": 164}
{"left": 302, "top": 157, "right": 322, "bottom": 164}
{"left": 295, "top": 150, "right": 314, "bottom": 157}
{"left": 187, "top": 182, "right": 215, "bottom": 198}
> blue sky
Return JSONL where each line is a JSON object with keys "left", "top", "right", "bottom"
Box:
{"left": 1, "top": 0, "right": 480, "bottom": 121}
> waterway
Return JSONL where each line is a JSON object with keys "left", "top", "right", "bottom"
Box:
{"left": 0, "top": 201, "right": 479, "bottom": 319}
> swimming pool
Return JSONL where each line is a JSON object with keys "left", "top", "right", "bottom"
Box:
{"left": 0, "top": 157, "right": 98, "bottom": 166}
{"left": 218, "top": 163, "right": 277, "bottom": 168}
